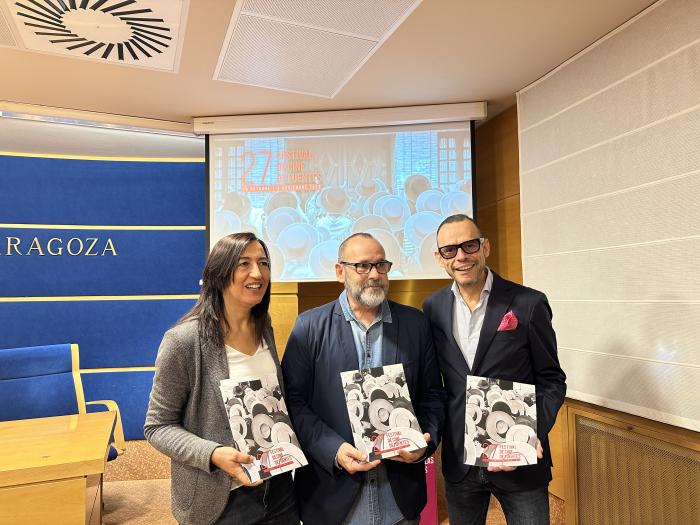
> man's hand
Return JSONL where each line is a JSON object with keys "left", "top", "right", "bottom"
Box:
{"left": 387, "top": 433, "right": 431, "bottom": 463}
{"left": 211, "top": 446, "right": 263, "bottom": 487}
{"left": 336, "top": 442, "right": 380, "bottom": 474}
{"left": 487, "top": 438, "right": 543, "bottom": 473}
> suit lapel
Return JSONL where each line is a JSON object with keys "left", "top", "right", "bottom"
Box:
{"left": 435, "top": 286, "right": 470, "bottom": 372}
{"left": 471, "top": 273, "right": 515, "bottom": 373}
{"left": 333, "top": 301, "right": 361, "bottom": 371}
{"left": 383, "top": 303, "right": 398, "bottom": 365}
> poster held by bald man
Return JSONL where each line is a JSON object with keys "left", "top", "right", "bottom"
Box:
{"left": 282, "top": 233, "right": 445, "bottom": 525}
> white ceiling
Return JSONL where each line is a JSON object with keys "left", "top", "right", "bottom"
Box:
{"left": 0, "top": 0, "right": 657, "bottom": 155}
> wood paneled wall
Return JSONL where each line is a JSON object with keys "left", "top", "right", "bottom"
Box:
{"left": 474, "top": 105, "right": 522, "bottom": 284}
{"left": 271, "top": 278, "right": 450, "bottom": 354}
{"left": 297, "top": 279, "right": 451, "bottom": 314}
{"left": 269, "top": 282, "right": 299, "bottom": 359}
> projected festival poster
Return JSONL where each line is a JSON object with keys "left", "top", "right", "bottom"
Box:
{"left": 209, "top": 126, "right": 473, "bottom": 280}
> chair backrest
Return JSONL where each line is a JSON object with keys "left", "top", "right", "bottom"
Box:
{"left": 0, "top": 343, "right": 87, "bottom": 422}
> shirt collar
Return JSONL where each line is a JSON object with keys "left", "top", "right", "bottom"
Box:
{"left": 451, "top": 267, "right": 493, "bottom": 304}
{"left": 339, "top": 289, "right": 392, "bottom": 324}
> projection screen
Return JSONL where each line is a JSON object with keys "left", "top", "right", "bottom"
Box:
{"left": 208, "top": 122, "right": 474, "bottom": 281}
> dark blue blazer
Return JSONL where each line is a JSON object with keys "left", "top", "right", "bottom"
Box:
{"left": 422, "top": 272, "right": 566, "bottom": 491}
{"left": 282, "top": 299, "right": 445, "bottom": 525}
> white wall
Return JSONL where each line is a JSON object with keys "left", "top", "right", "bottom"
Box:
{"left": 517, "top": 0, "right": 700, "bottom": 431}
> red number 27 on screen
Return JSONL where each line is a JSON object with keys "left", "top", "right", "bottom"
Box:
{"left": 241, "top": 151, "right": 272, "bottom": 186}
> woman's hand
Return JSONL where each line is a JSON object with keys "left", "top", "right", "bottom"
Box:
{"left": 210, "top": 446, "right": 263, "bottom": 487}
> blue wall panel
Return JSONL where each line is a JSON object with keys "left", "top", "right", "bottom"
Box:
{"left": 0, "top": 156, "right": 204, "bottom": 225}
{"left": 0, "top": 299, "right": 195, "bottom": 368}
{"left": 2, "top": 154, "right": 205, "bottom": 441}
{"left": 81, "top": 371, "right": 155, "bottom": 440}
{"left": 0, "top": 228, "right": 205, "bottom": 296}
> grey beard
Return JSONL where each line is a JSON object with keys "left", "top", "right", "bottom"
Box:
{"left": 348, "top": 279, "right": 388, "bottom": 308}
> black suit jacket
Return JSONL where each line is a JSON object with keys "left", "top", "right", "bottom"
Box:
{"left": 281, "top": 299, "right": 445, "bottom": 525}
{"left": 422, "top": 272, "right": 566, "bottom": 491}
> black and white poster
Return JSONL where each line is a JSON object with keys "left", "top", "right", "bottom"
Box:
{"left": 340, "top": 364, "right": 427, "bottom": 461}
{"left": 220, "top": 373, "right": 307, "bottom": 482}
{"left": 464, "top": 376, "right": 538, "bottom": 467}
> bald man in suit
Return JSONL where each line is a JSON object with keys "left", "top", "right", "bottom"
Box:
{"left": 422, "top": 214, "right": 566, "bottom": 525}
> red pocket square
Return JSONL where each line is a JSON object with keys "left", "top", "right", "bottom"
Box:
{"left": 497, "top": 310, "right": 518, "bottom": 331}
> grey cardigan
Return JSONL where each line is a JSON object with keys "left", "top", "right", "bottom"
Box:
{"left": 144, "top": 318, "right": 285, "bottom": 525}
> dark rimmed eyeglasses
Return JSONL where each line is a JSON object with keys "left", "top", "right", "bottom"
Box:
{"left": 437, "top": 238, "right": 485, "bottom": 259}
{"left": 339, "top": 260, "right": 393, "bottom": 274}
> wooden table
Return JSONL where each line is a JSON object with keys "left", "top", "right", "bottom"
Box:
{"left": 0, "top": 410, "right": 116, "bottom": 525}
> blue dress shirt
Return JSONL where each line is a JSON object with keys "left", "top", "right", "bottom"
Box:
{"left": 338, "top": 291, "right": 404, "bottom": 525}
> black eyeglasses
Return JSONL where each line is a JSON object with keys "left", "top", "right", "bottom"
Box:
{"left": 438, "top": 238, "right": 485, "bottom": 259}
{"left": 339, "top": 261, "right": 393, "bottom": 274}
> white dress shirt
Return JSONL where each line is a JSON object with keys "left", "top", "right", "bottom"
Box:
{"left": 452, "top": 268, "right": 493, "bottom": 369}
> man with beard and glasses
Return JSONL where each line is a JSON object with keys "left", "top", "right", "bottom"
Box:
{"left": 282, "top": 233, "right": 445, "bottom": 525}
{"left": 422, "top": 214, "right": 566, "bottom": 525}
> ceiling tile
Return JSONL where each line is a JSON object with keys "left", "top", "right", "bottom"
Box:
{"left": 214, "top": 0, "right": 422, "bottom": 97}
{"left": 241, "top": 0, "right": 420, "bottom": 39}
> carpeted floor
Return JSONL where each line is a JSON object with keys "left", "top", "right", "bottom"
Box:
{"left": 104, "top": 479, "right": 176, "bottom": 525}
{"left": 104, "top": 440, "right": 171, "bottom": 482}
{"left": 103, "top": 441, "right": 565, "bottom": 524}
{"left": 103, "top": 441, "right": 175, "bottom": 524}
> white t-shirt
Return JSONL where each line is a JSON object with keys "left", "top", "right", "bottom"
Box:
{"left": 225, "top": 339, "right": 277, "bottom": 383}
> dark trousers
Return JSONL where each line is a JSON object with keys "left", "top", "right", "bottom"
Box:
{"left": 445, "top": 468, "right": 550, "bottom": 525}
{"left": 215, "top": 473, "right": 300, "bottom": 525}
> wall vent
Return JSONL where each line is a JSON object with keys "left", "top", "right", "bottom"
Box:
{"left": 575, "top": 415, "right": 699, "bottom": 525}
{"left": 0, "top": 0, "right": 188, "bottom": 71}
